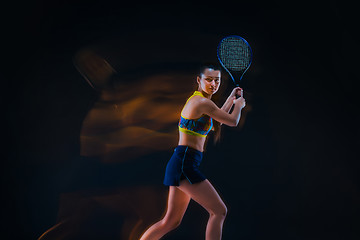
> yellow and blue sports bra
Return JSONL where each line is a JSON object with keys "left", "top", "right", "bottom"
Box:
{"left": 178, "top": 91, "right": 213, "bottom": 137}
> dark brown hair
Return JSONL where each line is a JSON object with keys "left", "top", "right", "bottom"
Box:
{"left": 199, "top": 63, "right": 222, "bottom": 77}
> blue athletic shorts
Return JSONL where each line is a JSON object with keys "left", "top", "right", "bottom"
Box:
{"left": 163, "top": 145, "right": 207, "bottom": 186}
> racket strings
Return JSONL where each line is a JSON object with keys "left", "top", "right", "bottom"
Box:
{"left": 218, "top": 37, "right": 251, "bottom": 71}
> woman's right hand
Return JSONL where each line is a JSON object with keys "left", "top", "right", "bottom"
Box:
{"left": 230, "top": 87, "right": 242, "bottom": 98}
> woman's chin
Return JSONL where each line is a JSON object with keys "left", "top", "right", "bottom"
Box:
{"left": 209, "top": 89, "right": 217, "bottom": 94}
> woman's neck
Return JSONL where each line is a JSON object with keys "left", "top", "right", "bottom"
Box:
{"left": 197, "top": 89, "right": 212, "bottom": 99}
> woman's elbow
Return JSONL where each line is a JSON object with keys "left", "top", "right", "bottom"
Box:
{"left": 224, "top": 119, "right": 238, "bottom": 127}
{"left": 230, "top": 121, "right": 239, "bottom": 127}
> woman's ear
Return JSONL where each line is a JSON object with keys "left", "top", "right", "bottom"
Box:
{"left": 196, "top": 76, "right": 200, "bottom": 84}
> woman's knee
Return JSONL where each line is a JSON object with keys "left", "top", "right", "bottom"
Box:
{"left": 160, "top": 217, "right": 182, "bottom": 231}
{"left": 209, "top": 202, "right": 227, "bottom": 217}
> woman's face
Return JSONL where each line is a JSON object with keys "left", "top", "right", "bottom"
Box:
{"left": 197, "top": 68, "right": 221, "bottom": 95}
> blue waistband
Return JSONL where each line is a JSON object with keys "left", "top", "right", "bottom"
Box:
{"left": 174, "top": 145, "right": 203, "bottom": 155}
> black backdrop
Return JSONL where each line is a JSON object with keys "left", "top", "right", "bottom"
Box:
{"left": 4, "top": 0, "right": 359, "bottom": 239}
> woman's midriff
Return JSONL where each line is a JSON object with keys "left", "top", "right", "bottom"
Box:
{"left": 178, "top": 131, "right": 206, "bottom": 152}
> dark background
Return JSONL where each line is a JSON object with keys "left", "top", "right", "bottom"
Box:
{"left": 4, "top": 0, "right": 359, "bottom": 239}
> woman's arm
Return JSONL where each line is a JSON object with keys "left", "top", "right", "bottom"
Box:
{"left": 221, "top": 87, "right": 242, "bottom": 113}
{"left": 200, "top": 96, "right": 245, "bottom": 127}
{"left": 221, "top": 96, "right": 235, "bottom": 113}
{"left": 219, "top": 87, "right": 243, "bottom": 126}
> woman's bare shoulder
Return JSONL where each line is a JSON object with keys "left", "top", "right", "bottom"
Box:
{"left": 186, "top": 95, "right": 209, "bottom": 105}
{"left": 182, "top": 95, "right": 213, "bottom": 117}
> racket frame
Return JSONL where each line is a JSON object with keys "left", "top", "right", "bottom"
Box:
{"left": 217, "top": 35, "right": 253, "bottom": 87}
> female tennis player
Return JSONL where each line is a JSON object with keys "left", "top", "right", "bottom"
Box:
{"left": 139, "top": 64, "right": 246, "bottom": 240}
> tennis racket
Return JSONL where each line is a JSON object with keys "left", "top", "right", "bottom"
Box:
{"left": 217, "top": 35, "right": 253, "bottom": 88}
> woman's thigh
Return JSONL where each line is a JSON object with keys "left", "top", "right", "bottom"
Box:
{"left": 163, "top": 186, "right": 191, "bottom": 223}
{"left": 177, "top": 180, "right": 227, "bottom": 215}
